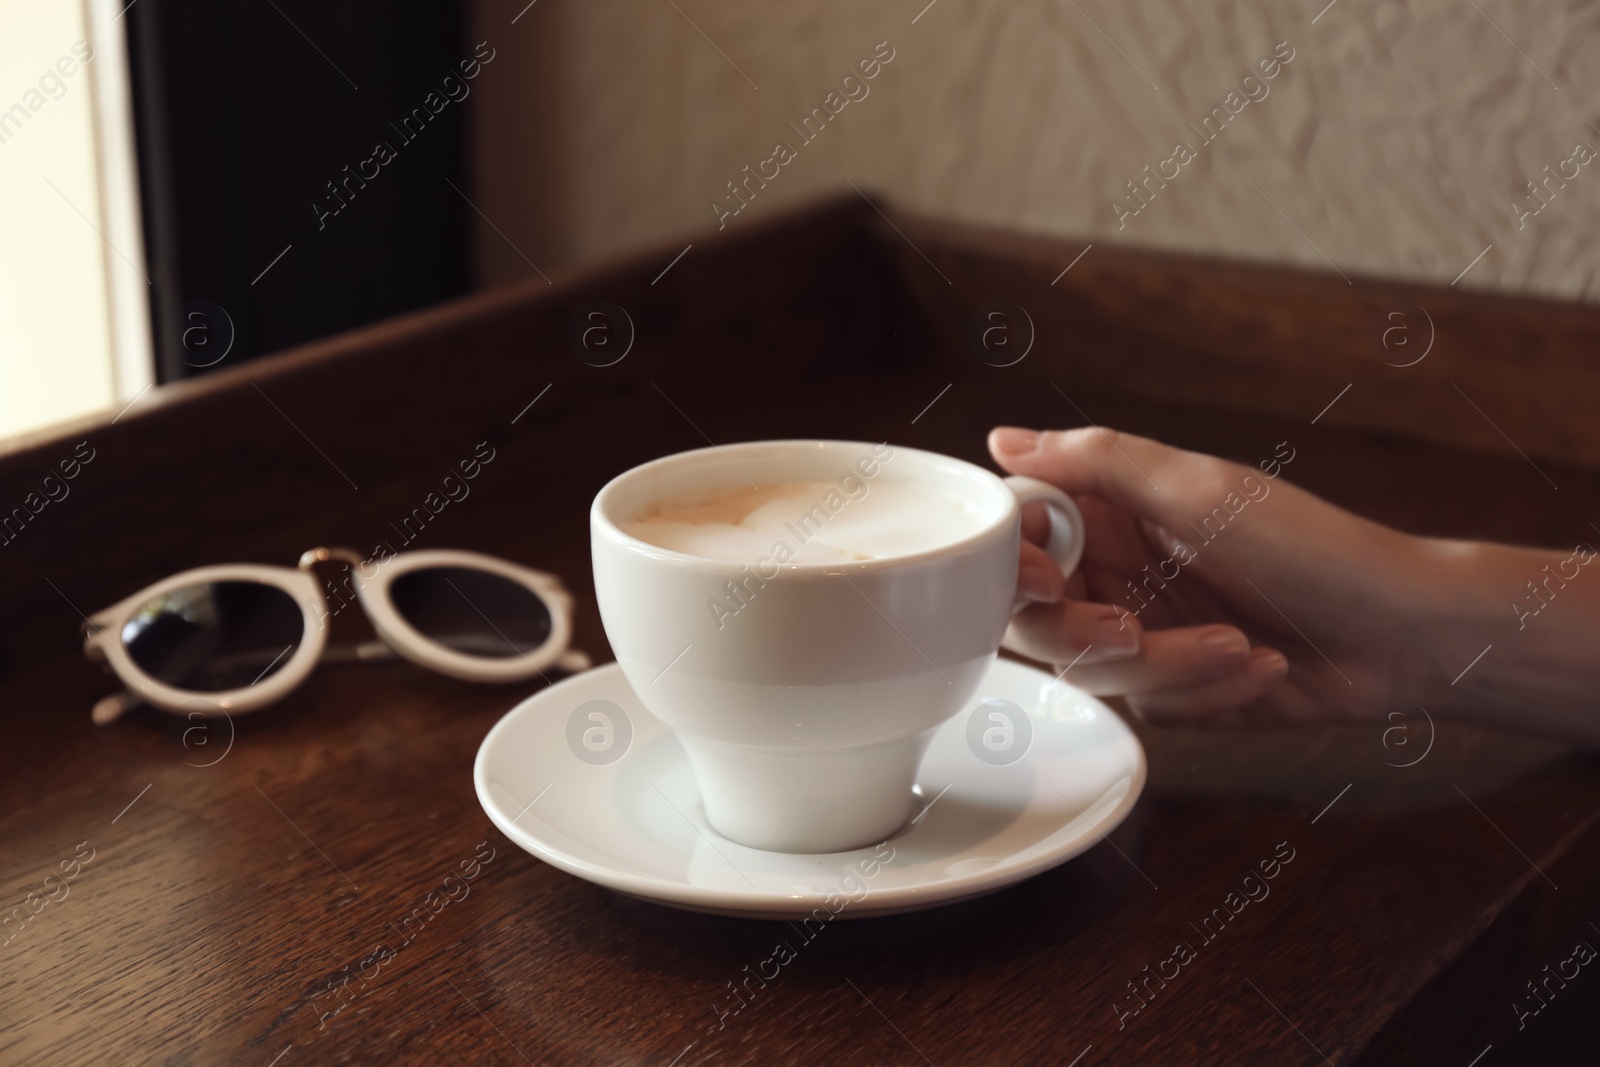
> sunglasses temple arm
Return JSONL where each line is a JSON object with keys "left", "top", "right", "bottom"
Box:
{"left": 321, "top": 639, "right": 400, "bottom": 665}
{"left": 92, "top": 641, "right": 397, "bottom": 723}
{"left": 90, "top": 643, "right": 594, "bottom": 725}
{"left": 92, "top": 689, "right": 145, "bottom": 726}
{"left": 323, "top": 642, "right": 591, "bottom": 675}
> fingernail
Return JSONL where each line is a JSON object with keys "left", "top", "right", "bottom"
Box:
{"left": 1250, "top": 649, "right": 1290, "bottom": 679}
{"left": 1153, "top": 525, "right": 1196, "bottom": 561}
{"left": 992, "top": 427, "right": 1040, "bottom": 456}
{"left": 1199, "top": 629, "right": 1250, "bottom": 667}
{"left": 1091, "top": 611, "right": 1140, "bottom": 657}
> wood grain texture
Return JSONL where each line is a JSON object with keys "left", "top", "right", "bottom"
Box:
{"left": 884, "top": 207, "right": 1600, "bottom": 470}
{"left": 2, "top": 197, "right": 1598, "bottom": 1065}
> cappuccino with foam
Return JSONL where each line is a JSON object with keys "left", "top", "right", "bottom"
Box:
{"left": 623, "top": 477, "right": 989, "bottom": 564}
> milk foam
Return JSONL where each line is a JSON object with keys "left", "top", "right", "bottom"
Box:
{"left": 622, "top": 479, "right": 990, "bottom": 563}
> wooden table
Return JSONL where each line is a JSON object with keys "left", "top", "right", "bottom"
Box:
{"left": 3, "top": 197, "right": 1598, "bottom": 1065}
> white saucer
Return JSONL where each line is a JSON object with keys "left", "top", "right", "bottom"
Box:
{"left": 473, "top": 658, "right": 1146, "bottom": 920}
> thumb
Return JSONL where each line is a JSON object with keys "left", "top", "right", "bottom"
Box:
{"left": 988, "top": 425, "right": 1205, "bottom": 525}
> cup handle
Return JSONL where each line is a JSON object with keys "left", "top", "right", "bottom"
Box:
{"left": 1004, "top": 475, "right": 1086, "bottom": 612}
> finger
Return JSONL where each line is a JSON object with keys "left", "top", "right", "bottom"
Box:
{"left": 989, "top": 426, "right": 1230, "bottom": 527}
{"left": 1017, "top": 538, "right": 1066, "bottom": 604}
{"left": 1059, "top": 625, "right": 1261, "bottom": 695}
{"left": 1020, "top": 499, "right": 1051, "bottom": 547}
{"left": 1005, "top": 597, "right": 1142, "bottom": 664}
{"left": 1125, "top": 649, "right": 1290, "bottom": 726}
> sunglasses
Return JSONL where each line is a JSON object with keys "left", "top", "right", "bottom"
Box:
{"left": 81, "top": 546, "right": 584, "bottom": 723}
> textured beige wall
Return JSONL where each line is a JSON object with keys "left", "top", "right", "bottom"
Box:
{"left": 471, "top": 0, "right": 1600, "bottom": 301}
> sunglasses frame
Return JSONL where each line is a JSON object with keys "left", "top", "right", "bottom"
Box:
{"left": 82, "top": 547, "right": 573, "bottom": 716}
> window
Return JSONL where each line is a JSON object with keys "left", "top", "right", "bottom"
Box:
{"left": 0, "top": 0, "right": 150, "bottom": 441}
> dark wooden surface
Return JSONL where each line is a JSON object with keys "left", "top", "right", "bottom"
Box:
{"left": 3, "top": 197, "right": 1598, "bottom": 1065}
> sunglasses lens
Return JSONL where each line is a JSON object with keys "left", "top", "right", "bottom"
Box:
{"left": 121, "top": 581, "right": 304, "bottom": 692}
{"left": 388, "top": 567, "right": 552, "bottom": 658}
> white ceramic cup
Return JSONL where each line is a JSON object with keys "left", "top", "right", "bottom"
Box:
{"left": 590, "top": 440, "right": 1084, "bottom": 853}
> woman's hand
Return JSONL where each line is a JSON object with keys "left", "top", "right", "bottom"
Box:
{"left": 992, "top": 426, "right": 1447, "bottom": 729}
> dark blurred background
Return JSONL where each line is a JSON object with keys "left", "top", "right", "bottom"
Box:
{"left": 126, "top": 0, "right": 472, "bottom": 381}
